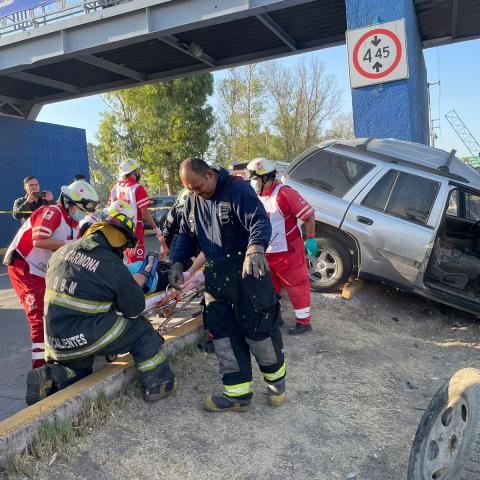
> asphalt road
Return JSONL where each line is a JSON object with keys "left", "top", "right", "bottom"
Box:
{"left": 0, "top": 232, "right": 160, "bottom": 422}
{"left": 0, "top": 264, "right": 31, "bottom": 421}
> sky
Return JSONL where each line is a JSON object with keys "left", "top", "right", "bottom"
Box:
{"left": 36, "top": 37, "right": 480, "bottom": 159}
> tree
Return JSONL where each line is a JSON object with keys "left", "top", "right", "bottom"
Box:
{"left": 96, "top": 73, "right": 214, "bottom": 195}
{"left": 213, "top": 64, "right": 269, "bottom": 165}
{"left": 87, "top": 142, "right": 117, "bottom": 203}
{"left": 213, "top": 57, "right": 343, "bottom": 164}
{"left": 261, "top": 57, "right": 342, "bottom": 160}
{"left": 325, "top": 113, "right": 355, "bottom": 140}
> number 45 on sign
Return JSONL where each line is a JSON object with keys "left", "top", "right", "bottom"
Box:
{"left": 346, "top": 19, "right": 409, "bottom": 89}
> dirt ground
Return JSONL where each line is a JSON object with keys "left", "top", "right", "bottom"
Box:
{"left": 31, "top": 281, "right": 480, "bottom": 480}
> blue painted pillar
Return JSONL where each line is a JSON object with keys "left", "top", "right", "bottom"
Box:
{"left": 345, "top": 0, "right": 429, "bottom": 144}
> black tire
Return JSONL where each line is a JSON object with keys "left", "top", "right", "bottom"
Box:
{"left": 306, "top": 236, "right": 353, "bottom": 293}
{"left": 408, "top": 368, "right": 480, "bottom": 480}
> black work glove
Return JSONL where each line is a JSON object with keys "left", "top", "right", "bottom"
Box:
{"left": 168, "top": 262, "right": 184, "bottom": 289}
{"left": 242, "top": 245, "right": 270, "bottom": 279}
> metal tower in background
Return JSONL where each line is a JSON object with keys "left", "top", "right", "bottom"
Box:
{"left": 445, "top": 109, "right": 480, "bottom": 166}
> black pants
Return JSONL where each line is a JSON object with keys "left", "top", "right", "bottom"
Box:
{"left": 47, "top": 317, "right": 173, "bottom": 390}
{"left": 203, "top": 254, "right": 286, "bottom": 399}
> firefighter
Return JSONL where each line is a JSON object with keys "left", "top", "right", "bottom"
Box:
{"left": 169, "top": 157, "right": 286, "bottom": 412}
{"left": 246, "top": 158, "right": 317, "bottom": 335}
{"left": 4, "top": 181, "right": 99, "bottom": 368}
{"left": 25, "top": 203, "right": 176, "bottom": 406}
{"left": 109, "top": 158, "right": 168, "bottom": 263}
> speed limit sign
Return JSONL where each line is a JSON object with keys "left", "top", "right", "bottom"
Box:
{"left": 346, "top": 19, "right": 408, "bottom": 88}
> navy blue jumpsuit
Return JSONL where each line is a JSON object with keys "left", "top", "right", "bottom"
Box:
{"left": 172, "top": 169, "right": 286, "bottom": 399}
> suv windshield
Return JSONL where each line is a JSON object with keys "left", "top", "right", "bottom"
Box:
{"left": 289, "top": 150, "right": 374, "bottom": 197}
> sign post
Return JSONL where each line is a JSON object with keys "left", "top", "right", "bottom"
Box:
{"left": 346, "top": 19, "right": 408, "bottom": 89}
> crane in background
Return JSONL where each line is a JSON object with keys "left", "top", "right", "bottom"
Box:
{"left": 445, "top": 109, "right": 480, "bottom": 167}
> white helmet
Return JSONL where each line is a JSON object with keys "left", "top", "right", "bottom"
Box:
{"left": 119, "top": 158, "right": 141, "bottom": 177}
{"left": 246, "top": 158, "right": 277, "bottom": 177}
{"left": 60, "top": 181, "right": 99, "bottom": 212}
{"left": 104, "top": 200, "right": 135, "bottom": 219}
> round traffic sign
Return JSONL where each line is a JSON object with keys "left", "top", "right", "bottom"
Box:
{"left": 352, "top": 28, "right": 402, "bottom": 80}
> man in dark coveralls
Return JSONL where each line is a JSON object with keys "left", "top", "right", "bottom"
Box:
{"left": 169, "top": 157, "right": 286, "bottom": 412}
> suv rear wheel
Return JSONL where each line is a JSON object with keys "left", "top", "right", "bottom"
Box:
{"left": 307, "top": 237, "right": 353, "bottom": 292}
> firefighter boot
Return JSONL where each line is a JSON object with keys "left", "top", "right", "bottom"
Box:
{"left": 143, "top": 378, "right": 177, "bottom": 403}
{"left": 142, "top": 362, "right": 177, "bottom": 403}
{"left": 26, "top": 363, "right": 81, "bottom": 406}
{"left": 26, "top": 364, "right": 54, "bottom": 406}
{"left": 267, "top": 378, "right": 286, "bottom": 407}
{"left": 203, "top": 394, "right": 251, "bottom": 413}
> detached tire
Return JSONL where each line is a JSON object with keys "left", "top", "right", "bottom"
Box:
{"left": 306, "top": 236, "right": 353, "bottom": 293}
{"left": 408, "top": 368, "right": 480, "bottom": 480}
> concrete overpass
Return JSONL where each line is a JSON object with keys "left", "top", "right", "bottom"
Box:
{"left": 0, "top": 0, "right": 479, "bottom": 120}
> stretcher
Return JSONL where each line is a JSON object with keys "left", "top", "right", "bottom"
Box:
{"left": 105, "top": 272, "right": 204, "bottom": 363}
{"left": 142, "top": 271, "right": 205, "bottom": 334}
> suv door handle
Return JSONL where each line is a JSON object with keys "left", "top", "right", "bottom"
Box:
{"left": 356, "top": 216, "right": 373, "bottom": 225}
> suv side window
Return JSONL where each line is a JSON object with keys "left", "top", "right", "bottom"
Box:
{"left": 465, "top": 192, "right": 480, "bottom": 221}
{"left": 289, "top": 150, "right": 374, "bottom": 197}
{"left": 362, "top": 170, "right": 440, "bottom": 225}
{"left": 448, "top": 190, "right": 480, "bottom": 221}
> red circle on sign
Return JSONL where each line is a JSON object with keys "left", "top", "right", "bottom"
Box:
{"left": 352, "top": 28, "right": 402, "bottom": 79}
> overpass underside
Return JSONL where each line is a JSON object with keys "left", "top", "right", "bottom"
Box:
{"left": 0, "top": 0, "right": 478, "bottom": 119}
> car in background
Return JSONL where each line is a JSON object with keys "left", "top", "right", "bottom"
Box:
{"left": 282, "top": 137, "right": 480, "bottom": 315}
{"left": 144, "top": 195, "right": 176, "bottom": 228}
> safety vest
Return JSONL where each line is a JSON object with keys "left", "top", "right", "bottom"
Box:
{"left": 110, "top": 182, "right": 141, "bottom": 225}
{"left": 4, "top": 205, "right": 78, "bottom": 277}
{"left": 259, "top": 184, "right": 299, "bottom": 254}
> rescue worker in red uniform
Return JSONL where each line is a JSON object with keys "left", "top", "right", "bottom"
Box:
{"left": 109, "top": 158, "right": 168, "bottom": 263}
{"left": 246, "top": 158, "right": 318, "bottom": 335}
{"left": 3, "top": 181, "right": 99, "bottom": 368}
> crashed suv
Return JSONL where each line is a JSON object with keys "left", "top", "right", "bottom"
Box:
{"left": 282, "top": 138, "right": 480, "bottom": 315}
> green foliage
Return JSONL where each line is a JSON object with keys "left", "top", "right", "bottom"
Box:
{"left": 88, "top": 142, "right": 117, "bottom": 204}
{"left": 95, "top": 74, "right": 214, "bottom": 196}
{"left": 261, "top": 58, "right": 341, "bottom": 160}
{"left": 213, "top": 57, "right": 343, "bottom": 165}
{"left": 325, "top": 112, "right": 355, "bottom": 141}
{"left": 213, "top": 64, "right": 272, "bottom": 165}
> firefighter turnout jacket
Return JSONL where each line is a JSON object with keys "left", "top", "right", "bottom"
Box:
{"left": 44, "top": 232, "right": 145, "bottom": 362}
{"left": 172, "top": 168, "right": 271, "bottom": 263}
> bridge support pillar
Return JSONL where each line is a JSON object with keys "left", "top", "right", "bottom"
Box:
{"left": 345, "top": 0, "right": 429, "bottom": 144}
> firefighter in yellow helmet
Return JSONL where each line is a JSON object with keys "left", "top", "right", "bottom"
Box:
{"left": 25, "top": 201, "right": 176, "bottom": 406}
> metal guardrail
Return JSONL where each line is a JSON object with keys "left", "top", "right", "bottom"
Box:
{"left": 0, "top": 0, "right": 123, "bottom": 37}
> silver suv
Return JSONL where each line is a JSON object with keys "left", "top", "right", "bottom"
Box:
{"left": 282, "top": 138, "right": 480, "bottom": 315}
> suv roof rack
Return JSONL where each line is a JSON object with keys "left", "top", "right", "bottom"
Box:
{"left": 358, "top": 137, "right": 374, "bottom": 149}
{"left": 437, "top": 149, "right": 457, "bottom": 173}
{"left": 334, "top": 144, "right": 469, "bottom": 184}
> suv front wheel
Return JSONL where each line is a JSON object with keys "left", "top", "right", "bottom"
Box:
{"left": 307, "top": 237, "right": 353, "bottom": 292}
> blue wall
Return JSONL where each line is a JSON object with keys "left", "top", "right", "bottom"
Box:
{"left": 346, "top": 0, "right": 429, "bottom": 144}
{"left": 0, "top": 116, "right": 89, "bottom": 249}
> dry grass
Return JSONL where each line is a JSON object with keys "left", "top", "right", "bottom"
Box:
{"left": 1, "top": 341, "right": 203, "bottom": 479}
{"left": 1, "top": 387, "right": 137, "bottom": 479}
